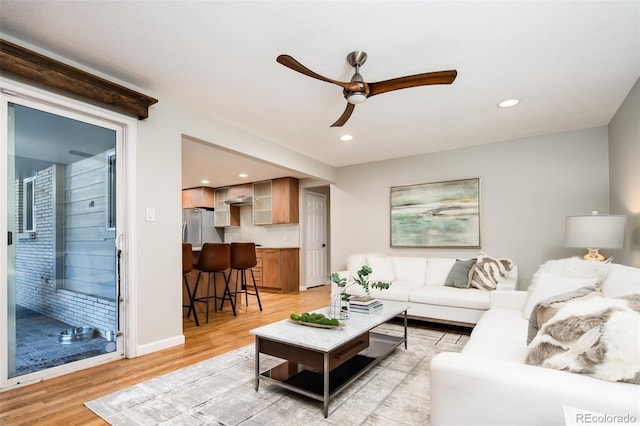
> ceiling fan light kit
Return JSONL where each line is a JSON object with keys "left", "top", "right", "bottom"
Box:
{"left": 346, "top": 93, "right": 367, "bottom": 104}
{"left": 276, "top": 50, "right": 457, "bottom": 127}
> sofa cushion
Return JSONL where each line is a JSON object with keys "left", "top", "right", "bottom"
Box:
{"left": 444, "top": 258, "right": 476, "bottom": 288}
{"left": 468, "top": 254, "right": 513, "bottom": 290}
{"left": 346, "top": 253, "right": 367, "bottom": 273}
{"left": 424, "top": 258, "right": 456, "bottom": 286}
{"left": 462, "top": 308, "right": 529, "bottom": 362}
{"left": 391, "top": 256, "right": 427, "bottom": 283}
{"left": 409, "top": 285, "right": 490, "bottom": 310}
{"left": 366, "top": 255, "right": 395, "bottom": 281}
{"left": 522, "top": 273, "right": 601, "bottom": 320}
{"left": 526, "top": 285, "right": 600, "bottom": 344}
{"left": 526, "top": 295, "right": 640, "bottom": 384}
{"left": 602, "top": 264, "right": 640, "bottom": 297}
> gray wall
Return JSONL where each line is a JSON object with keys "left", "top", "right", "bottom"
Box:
{"left": 609, "top": 77, "right": 640, "bottom": 267}
{"left": 330, "top": 127, "right": 610, "bottom": 289}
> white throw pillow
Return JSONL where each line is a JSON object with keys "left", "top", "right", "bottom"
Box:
{"left": 391, "top": 256, "right": 427, "bottom": 283}
{"left": 424, "top": 258, "right": 457, "bottom": 286}
{"left": 366, "top": 255, "right": 395, "bottom": 281}
{"left": 522, "top": 273, "right": 601, "bottom": 319}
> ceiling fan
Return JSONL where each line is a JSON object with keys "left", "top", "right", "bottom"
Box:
{"left": 276, "top": 51, "right": 457, "bottom": 127}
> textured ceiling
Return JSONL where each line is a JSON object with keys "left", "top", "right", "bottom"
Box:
{"left": 1, "top": 1, "right": 638, "bottom": 188}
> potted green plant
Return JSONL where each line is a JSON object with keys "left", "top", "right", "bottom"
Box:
{"left": 350, "top": 265, "right": 391, "bottom": 298}
{"left": 330, "top": 265, "right": 391, "bottom": 318}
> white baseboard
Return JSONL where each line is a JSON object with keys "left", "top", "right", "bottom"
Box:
{"left": 135, "top": 334, "right": 185, "bottom": 357}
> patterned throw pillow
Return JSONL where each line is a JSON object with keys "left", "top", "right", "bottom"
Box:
{"left": 468, "top": 254, "right": 513, "bottom": 290}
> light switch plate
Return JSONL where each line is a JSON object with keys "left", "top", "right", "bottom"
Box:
{"left": 146, "top": 207, "right": 156, "bottom": 222}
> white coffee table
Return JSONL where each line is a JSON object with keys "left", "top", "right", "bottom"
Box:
{"left": 250, "top": 301, "right": 409, "bottom": 417}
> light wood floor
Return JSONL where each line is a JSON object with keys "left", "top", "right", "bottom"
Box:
{"left": 0, "top": 285, "right": 332, "bottom": 425}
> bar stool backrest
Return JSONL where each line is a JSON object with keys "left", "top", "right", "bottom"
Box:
{"left": 230, "top": 242, "right": 257, "bottom": 269}
{"left": 182, "top": 243, "right": 193, "bottom": 274}
{"left": 197, "top": 243, "right": 231, "bottom": 272}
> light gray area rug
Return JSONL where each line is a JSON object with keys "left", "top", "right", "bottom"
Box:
{"left": 86, "top": 323, "right": 468, "bottom": 425}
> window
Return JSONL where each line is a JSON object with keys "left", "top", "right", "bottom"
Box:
{"left": 23, "top": 176, "right": 36, "bottom": 232}
{"left": 107, "top": 151, "right": 116, "bottom": 230}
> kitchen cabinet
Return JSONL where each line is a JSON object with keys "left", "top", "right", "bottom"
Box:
{"left": 228, "top": 183, "right": 252, "bottom": 199}
{"left": 214, "top": 187, "right": 240, "bottom": 227}
{"left": 257, "top": 248, "right": 300, "bottom": 293}
{"left": 182, "top": 187, "right": 214, "bottom": 208}
{"left": 253, "top": 177, "right": 299, "bottom": 225}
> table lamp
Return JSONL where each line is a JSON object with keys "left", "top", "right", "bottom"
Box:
{"left": 565, "top": 212, "right": 627, "bottom": 261}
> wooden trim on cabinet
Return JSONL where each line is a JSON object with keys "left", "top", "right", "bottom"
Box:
{"left": 0, "top": 39, "right": 158, "bottom": 119}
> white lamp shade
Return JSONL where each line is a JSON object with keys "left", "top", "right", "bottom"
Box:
{"left": 565, "top": 215, "right": 627, "bottom": 249}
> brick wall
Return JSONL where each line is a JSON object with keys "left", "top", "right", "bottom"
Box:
{"left": 14, "top": 165, "right": 117, "bottom": 335}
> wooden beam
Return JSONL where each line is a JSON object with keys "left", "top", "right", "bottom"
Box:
{"left": 0, "top": 39, "right": 158, "bottom": 119}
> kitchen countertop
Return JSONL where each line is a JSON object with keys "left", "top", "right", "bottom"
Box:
{"left": 255, "top": 246, "right": 300, "bottom": 249}
{"left": 191, "top": 245, "right": 299, "bottom": 251}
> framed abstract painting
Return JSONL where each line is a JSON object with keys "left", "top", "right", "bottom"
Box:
{"left": 390, "top": 177, "right": 481, "bottom": 248}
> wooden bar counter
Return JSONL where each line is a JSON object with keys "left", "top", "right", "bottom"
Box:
{"left": 182, "top": 246, "right": 300, "bottom": 318}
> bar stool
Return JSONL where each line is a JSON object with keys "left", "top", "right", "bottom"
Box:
{"left": 229, "top": 242, "right": 262, "bottom": 311}
{"left": 182, "top": 243, "right": 199, "bottom": 326}
{"left": 193, "top": 243, "right": 236, "bottom": 322}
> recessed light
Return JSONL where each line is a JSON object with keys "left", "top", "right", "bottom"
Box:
{"left": 239, "top": 173, "right": 248, "bottom": 178}
{"left": 200, "top": 179, "right": 210, "bottom": 184}
{"left": 340, "top": 134, "right": 353, "bottom": 141}
{"left": 498, "top": 98, "right": 520, "bottom": 108}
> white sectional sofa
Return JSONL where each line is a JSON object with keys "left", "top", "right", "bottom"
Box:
{"left": 430, "top": 260, "right": 640, "bottom": 426}
{"left": 332, "top": 253, "right": 518, "bottom": 325}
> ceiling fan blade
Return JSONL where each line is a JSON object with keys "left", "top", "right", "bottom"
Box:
{"left": 368, "top": 70, "right": 457, "bottom": 97}
{"left": 330, "top": 103, "right": 355, "bottom": 127}
{"left": 277, "top": 55, "right": 361, "bottom": 91}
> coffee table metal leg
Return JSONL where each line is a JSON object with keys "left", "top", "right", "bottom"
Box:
{"left": 323, "top": 352, "right": 330, "bottom": 417}
{"left": 403, "top": 310, "right": 408, "bottom": 349}
{"left": 255, "top": 338, "right": 260, "bottom": 391}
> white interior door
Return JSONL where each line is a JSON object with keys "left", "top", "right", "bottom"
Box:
{"left": 304, "top": 191, "right": 327, "bottom": 288}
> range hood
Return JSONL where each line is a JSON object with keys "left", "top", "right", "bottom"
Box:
{"left": 224, "top": 196, "right": 253, "bottom": 206}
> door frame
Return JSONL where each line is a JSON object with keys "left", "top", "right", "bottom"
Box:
{"left": 0, "top": 77, "right": 139, "bottom": 390}
{"left": 302, "top": 187, "right": 329, "bottom": 289}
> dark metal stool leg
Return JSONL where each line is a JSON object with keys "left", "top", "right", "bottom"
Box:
{"left": 250, "top": 269, "right": 262, "bottom": 311}
{"left": 219, "top": 271, "right": 236, "bottom": 316}
{"left": 184, "top": 274, "right": 200, "bottom": 326}
{"left": 205, "top": 273, "right": 211, "bottom": 323}
{"left": 242, "top": 270, "right": 249, "bottom": 306}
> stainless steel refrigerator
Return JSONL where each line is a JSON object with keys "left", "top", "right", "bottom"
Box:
{"left": 182, "top": 208, "right": 223, "bottom": 247}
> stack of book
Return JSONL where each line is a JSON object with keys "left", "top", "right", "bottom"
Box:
{"left": 349, "top": 296, "right": 383, "bottom": 314}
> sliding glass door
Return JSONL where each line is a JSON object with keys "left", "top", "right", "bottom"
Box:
{"left": 2, "top": 93, "right": 125, "bottom": 386}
